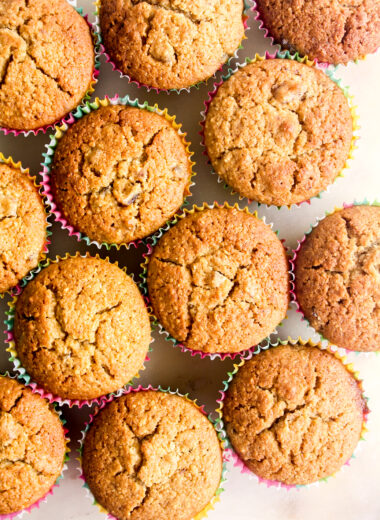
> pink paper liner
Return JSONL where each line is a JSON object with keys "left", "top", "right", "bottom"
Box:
{"left": 4, "top": 253, "right": 153, "bottom": 408}
{"left": 78, "top": 385, "right": 228, "bottom": 520}
{"left": 216, "top": 338, "right": 370, "bottom": 490}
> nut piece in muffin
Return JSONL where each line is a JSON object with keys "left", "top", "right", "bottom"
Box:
{"left": 99, "top": 0, "right": 245, "bottom": 90}
{"left": 82, "top": 390, "right": 222, "bottom": 520}
{"left": 0, "top": 0, "right": 94, "bottom": 130}
{"left": 0, "top": 163, "right": 47, "bottom": 293}
{"left": 0, "top": 376, "right": 66, "bottom": 515}
{"left": 223, "top": 344, "right": 367, "bottom": 485}
{"left": 13, "top": 256, "right": 151, "bottom": 400}
{"left": 204, "top": 59, "right": 353, "bottom": 207}
{"left": 50, "top": 105, "right": 192, "bottom": 245}
{"left": 295, "top": 205, "right": 380, "bottom": 352}
{"left": 147, "top": 207, "right": 289, "bottom": 354}
{"left": 255, "top": 0, "right": 380, "bottom": 65}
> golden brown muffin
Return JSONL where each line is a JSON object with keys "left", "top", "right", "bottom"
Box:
{"left": 0, "top": 376, "right": 66, "bottom": 515}
{"left": 0, "top": 163, "right": 47, "bottom": 293}
{"left": 223, "top": 344, "right": 366, "bottom": 485}
{"left": 82, "top": 391, "right": 223, "bottom": 520}
{"left": 204, "top": 59, "right": 353, "bottom": 207}
{"left": 99, "top": 0, "right": 245, "bottom": 90}
{"left": 50, "top": 105, "right": 192, "bottom": 245}
{"left": 255, "top": 0, "right": 380, "bottom": 65}
{"left": 295, "top": 205, "right": 380, "bottom": 352}
{"left": 0, "top": 0, "right": 94, "bottom": 130}
{"left": 13, "top": 256, "right": 151, "bottom": 400}
{"left": 147, "top": 207, "right": 289, "bottom": 354}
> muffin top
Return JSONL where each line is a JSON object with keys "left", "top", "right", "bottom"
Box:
{"left": 82, "top": 391, "right": 222, "bottom": 520}
{"left": 223, "top": 344, "right": 366, "bottom": 485}
{"left": 50, "top": 105, "right": 192, "bottom": 245}
{"left": 255, "top": 0, "right": 380, "bottom": 65}
{"left": 147, "top": 207, "right": 289, "bottom": 353}
{"left": 14, "top": 256, "right": 151, "bottom": 400}
{"left": 0, "top": 0, "right": 94, "bottom": 130}
{"left": 204, "top": 59, "right": 353, "bottom": 207}
{"left": 0, "top": 163, "right": 46, "bottom": 293}
{"left": 0, "top": 376, "right": 66, "bottom": 515}
{"left": 295, "top": 205, "right": 380, "bottom": 352}
{"left": 99, "top": 0, "right": 245, "bottom": 90}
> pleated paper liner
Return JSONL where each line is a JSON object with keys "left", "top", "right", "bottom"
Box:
{"left": 0, "top": 1, "right": 101, "bottom": 137}
{"left": 77, "top": 385, "right": 228, "bottom": 520}
{"left": 251, "top": 1, "right": 378, "bottom": 67}
{"left": 139, "top": 201, "right": 291, "bottom": 361}
{"left": 0, "top": 372, "right": 70, "bottom": 520}
{"left": 0, "top": 153, "right": 52, "bottom": 299}
{"left": 92, "top": 0, "right": 252, "bottom": 94}
{"left": 41, "top": 94, "right": 196, "bottom": 251}
{"left": 200, "top": 49, "right": 359, "bottom": 210}
{"left": 216, "top": 337, "right": 370, "bottom": 490}
{"left": 290, "top": 199, "right": 380, "bottom": 354}
{"left": 4, "top": 252, "right": 153, "bottom": 408}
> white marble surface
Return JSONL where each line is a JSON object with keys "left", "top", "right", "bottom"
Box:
{"left": 0, "top": 2, "right": 380, "bottom": 519}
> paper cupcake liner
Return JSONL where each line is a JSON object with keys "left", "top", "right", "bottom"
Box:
{"left": 92, "top": 0, "right": 252, "bottom": 94}
{"left": 0, "top": 5, "right": 101, "bottom": 138}
{"left": 41, "top": 94, "right": 196, "bottom": 251}
{"left": 0, "top": 372, "right": 70, "bottom": 519}
{"left": 290, "top": 199, "right": 380, "bottom": 354}
{"left": 139, "top": 201, "right": 290, "bottom": 361}
{"left": 0, "top": 153, "right": 52, "bottom": 299}
{"left": 216, "top": 337, "right": 370, "bottom": 490}
{"left": 200, "top": 49, "right": 359, "bottom": 210}
{"left": 77, "top": 385, "right": 228, "bottom": 520}
{"left": 3, "top": 252, "right": 153, "bottom": 408}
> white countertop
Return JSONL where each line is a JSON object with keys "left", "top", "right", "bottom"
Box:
{"left": 1, "top": 2, "right": 380, "bottom": 519}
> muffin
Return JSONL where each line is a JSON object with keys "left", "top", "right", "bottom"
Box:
{"left": 82, "top": 390, "right": 223, "bottom": 520}
{"left": 0, "top": 376, "right": 66, "bottom": 515}
{"left": 295, "top": 205, "right": 380, "bottom": 352}
{"left": 13, "top": 256, "right": 151, "bottom": 400}
{"left": 204, "top": 58, "right": 353, "bottom": 207}
{"left": 50, "top": 104, "right": 192, "bottom": 245}
{"left": 223, "top": 343, "right": 366, "bottom": 485}
{"left": 0, "top": 162, "right": 47, "bottom": 293}
{"left": 255, "top": 0, "right": 380, "bottom": 65}
{"left": 147, "top": 206, "right": 289, "bottom": 354}
{"left": 0, "top": 0, "right": 94, "bottom": 130}
{"left": 99, "top": 0, "right": 245, "bottom": 90}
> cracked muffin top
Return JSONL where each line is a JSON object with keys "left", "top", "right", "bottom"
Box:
{"left": 0, "top": 376, "right": 66, "bottom": 515}
{"left": 13, "top": 256, "right": 151, "bottom": 400}
{"left": 50, "top": 105, "right": 192, "bottom": 245}
{"left": 223, "top": 344, "right": 366, "bottom": 485}
{"left": 99, "top": 0, "right": 245, "bottom": 90}
{"left": 147, "top": 207, "right": 289, "bottom": 354}
{"left": 82, "top": 390, "right": 223, "bottom": 520}
{"left": 295, "top": 205, "right": 380, "bottom": 352}
{"left": 204, "top": 59, "right": 353, "bottom": 207}
{"left": 0, "top": 163, "right": 47, "bottom": 293}
{"left": 0, "top": 0, "right": 94, "bottom": 130}
{"left": 255, "top": 0, "right": 380, "bottom": 65}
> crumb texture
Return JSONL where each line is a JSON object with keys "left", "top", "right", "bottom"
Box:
{"left": 0, "top": 163, "right": 46, "bottom": 293}
{"left": 14, "top": 256, "right": 151, "bottom": 400}
{"left": 51, "top": 105, "right": 191, "bottom": 245}
{"left": 0, "top": 0, "right": 94, "bottom": 130}
{"left": 223, "top": 344, "right": 366, "bottom": 485}
{"left": 255, "top": 0, "right": 380, "bottom": 64}
{"left": 0, "top": 376, "right": 66, "bottom": 515}
{"left": 147, "top": 207, "right": 289, "bottom": 353}
{"left": 204, "top": 59, "right": 353, "bottom": 206}
{"left": 99, "top": 0, "right": 245, "bottom": 90}
{"left": 295, "top": 205, "right": 380, "bottom": 352}
{"left": 82, "top": 391, "right": 222, "bottom": 520}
